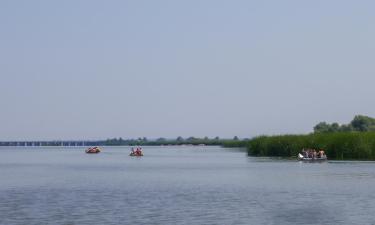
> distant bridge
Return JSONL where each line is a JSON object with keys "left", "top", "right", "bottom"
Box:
{"left": 0, "top": 141, "right": 104, "bottom": 147}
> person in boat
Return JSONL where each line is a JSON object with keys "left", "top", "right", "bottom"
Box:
{"left": 304, "top": 149, "right": 309, "bottom": 158}
{"left": 307, "top": 149, "right": 312, "bottom": 158}
{"left": 318, "top": 149, "right": 325, "bottom": 158}
{"left": 135, "top": 147, "right": 142, "bottom": 155}
{"left": 312, "top": 150, "right": 317, "bottom": 159}
{"left": 300, "top": 148, "right": 316, "bottom": 159}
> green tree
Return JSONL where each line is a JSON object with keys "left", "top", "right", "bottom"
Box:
{"left": 156, "top": 137, "right": 166, "bottom": 142}
{"left": 314, "top": 122, "right": 331, "bottom": 133}
{"left": 187, "top": 137, "right": 197, "bottom": 141}
{"left": 176, "top": 136, "right": 184, "bottom": 142}
{"left": 351, "top": 115, "right": 375, "bottom": 131}
{"left": 329, "top": 123, "right": 340, "bottom": 132}
{"left": 339, "top": 124, "right": 353, "bottom": 132}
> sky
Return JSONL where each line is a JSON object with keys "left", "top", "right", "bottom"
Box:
{"left": 0, "top": 0, "right": 374, "bottom": 140}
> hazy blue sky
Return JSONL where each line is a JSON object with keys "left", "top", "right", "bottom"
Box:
{"left": 1, "top": 0, "right": 374, "bottom": 140}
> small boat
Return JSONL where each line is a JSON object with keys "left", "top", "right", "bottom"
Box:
{"left": 129, "top": 152, "right": 143, "bottom": 156}
{"left": 129, "top": 147, "right": 143, "bottom": 156}
{"left": 85, "top": 147, "right": 101, "bottom": 154}
{"left": 298, "top": 153, "right": 327, "bottom": 161}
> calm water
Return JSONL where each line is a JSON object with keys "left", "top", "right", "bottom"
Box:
{"left": 1, "top": 146, "right": 375, "bottom": 225}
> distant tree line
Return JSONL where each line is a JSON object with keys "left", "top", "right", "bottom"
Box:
{"left": 314, "top": 115, "right": 375, "bottom": 133}
{"left": 104, "top": 136, "right": 244, "bottom": 146}
{"left": 0, "top": 136, "right": 246, "bottom": 147}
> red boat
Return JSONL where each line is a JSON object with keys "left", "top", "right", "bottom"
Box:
{"left": 85, "top": 147, "right": 101, "bottom": 153}
{"left": 130, "top": 147, "right": 143, "bottom": 156}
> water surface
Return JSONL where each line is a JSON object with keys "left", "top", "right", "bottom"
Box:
{"left": 1, "top": 146, "right": 375, "bottom": 225}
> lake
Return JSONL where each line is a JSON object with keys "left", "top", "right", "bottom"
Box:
{"left": 1, "top": 146, "right": 375, "bottom": 225}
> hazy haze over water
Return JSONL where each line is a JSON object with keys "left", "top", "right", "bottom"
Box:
{"left": 1, "top": 0, "right": 374, "bottom": 140}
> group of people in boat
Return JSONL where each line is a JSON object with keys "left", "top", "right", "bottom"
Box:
{"left": 301, "top": 148, "right": 326, "bottom": 159}
{"left": 85, "top": 146, "right": 101, "bottom": 153}
{"left": 130, "top": 147, "right": 143, "bottom": 156}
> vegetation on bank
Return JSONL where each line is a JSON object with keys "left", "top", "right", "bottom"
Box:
{"left": 245, "top": 115, "right": 375, "bottom": 160}
{"left": 247, "top": 132, "right": 375, "bottom": 160}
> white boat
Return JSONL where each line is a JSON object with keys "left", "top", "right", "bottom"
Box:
{"left": 298, "top": 153, "right": 327, "bottom": 161}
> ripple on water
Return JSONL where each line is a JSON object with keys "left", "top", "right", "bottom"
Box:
{"left": 1, "top": 147, "right": 375, "bottom": 225}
